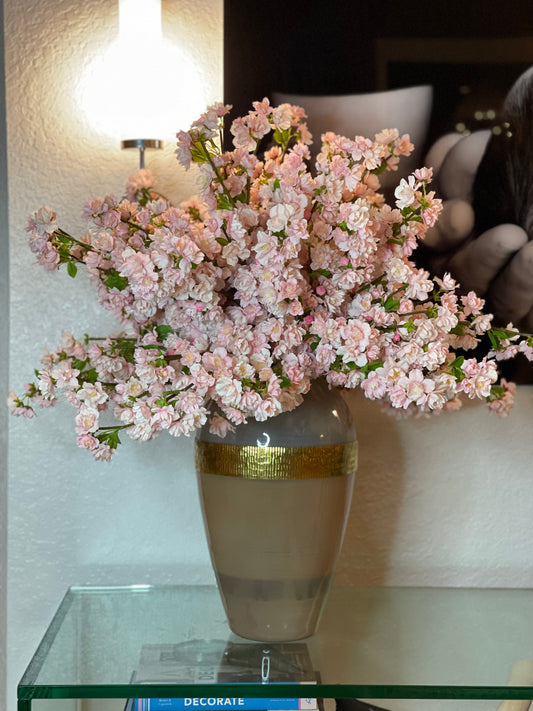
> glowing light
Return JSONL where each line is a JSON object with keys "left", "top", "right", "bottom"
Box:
{"left": 77, "top": 0, "right": 207, "bottom": 141}
{"left": 119, "top": 0, "right": 161, "bottom": 42}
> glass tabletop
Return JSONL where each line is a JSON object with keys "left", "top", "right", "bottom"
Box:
{"left": 18, "top": 585, "right": 533, "bottom": 702}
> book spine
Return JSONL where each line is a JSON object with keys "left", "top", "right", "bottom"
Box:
{"left": 136, "top": 698, "right": 318, "bottom": 711}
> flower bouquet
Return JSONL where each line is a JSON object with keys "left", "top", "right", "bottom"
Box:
{"left": 9, "top": 99, "right": 533, "bottom": 460}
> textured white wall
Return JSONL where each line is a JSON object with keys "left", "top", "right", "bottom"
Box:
{"left": 339, "top": 388, "right": 533, "bottom": 589}
{"left": 5, "top": 2, "right": 533, "bottom": 711}
{"left": 0, "top": 0, "right": 9, "bottom": 702}
{"left": 5, "top": 0, "right": 223, "bottom": 709}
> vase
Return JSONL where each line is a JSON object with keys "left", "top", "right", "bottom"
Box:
{"left": 194, "top": 379, "right": 357, "bottom": 642}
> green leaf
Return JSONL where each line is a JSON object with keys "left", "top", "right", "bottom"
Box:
{"left": 449, "top": 355, "right": 465, "bottom": 368}
{"left": 489, "top": 385, "right": 505, "bottom": 399}
{"left": 446, "top": 355, "right": 465, "bottom": 381}
{"left": 383, "top": 295, "right": 400, "bottom": 313}
{"left": 215, "top": 237, "right": 229, "bottom": 246}
{"left": 331, "top": 355, "right": 344, "bottom": 372}
{"left": 156, "top": 325, "right": 173, "bottom": 341}
{"left": 273, "top": 178, "right": 281, "bottom": 190}
{"left": 216, "top": 193, "right": 233, "bottom": 211}
{"left": 273, "top": 127, "right": 291, "bottom": 149}
{"left": 113, "top": 339, "right": 136, "bottom": 363}
{"left": 311, "top": 268, "right": 332, "bottom": 278}
{"left": 491, "top": 327, "right": 518, "bottom": 340}
{"left": 97, "top": 429, "right": 122, "bottom": 449}
{"left": 187, "top": 206, "right": 201, "bottom": 221}
{"left": 67, "top": 262, "right": 78, "bottom": 278}
{"left": 103, "top": 269, "right": 128, "bottom": 291}
{"left": 371, "top": 162, "right": 388, "bottom": 175}
{"left": 405, "top": 318, "right": 416, "bottom": 333}
{"left": 487, "top": 330, "right": 499, "bottom": 350}
{"left": 360, "top": 361, "right": 384, "bottom": 375}
{"left": 234, "top": 191, "right": 249, "bottom": 204}
{"left": 81, "top": 368, "right": 98, "bottom": 384}
{"left": 136, "top": 187, "right": 152, "bottom": 207}
{"left": 190, "top": 141, "right": 209, "bottom": 163}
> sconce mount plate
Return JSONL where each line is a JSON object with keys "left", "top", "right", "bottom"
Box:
{"left": 121, "top": 138, "right": 163, "bottom": 169}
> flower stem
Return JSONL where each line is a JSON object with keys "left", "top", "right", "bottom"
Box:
{"left": 200, "top": 138, "right": 236, "bottom": 208}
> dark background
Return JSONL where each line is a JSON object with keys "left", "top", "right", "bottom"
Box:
{"left": 224, "top": 0, "right": 533, "bottom": 153}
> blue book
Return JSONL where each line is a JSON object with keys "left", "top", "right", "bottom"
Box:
{"left": 135, "top": 698, "right": 317, "bottom": 711}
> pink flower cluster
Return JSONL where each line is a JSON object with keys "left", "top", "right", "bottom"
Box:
{"left": 10, "top": 98, "right": 533, "bottom": 459}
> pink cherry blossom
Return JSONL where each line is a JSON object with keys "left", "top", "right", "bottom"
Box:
{"left": 461, "top": 291, "right": 485, "bottom": 317}
{"left": 77, "top": 433, "right": 98, "bottom": 450}
{"left": 75, "top": 406, "right": 99, "bottom": 434}
{"left": 9, "top": 99, "right": 530, "bottom": 460}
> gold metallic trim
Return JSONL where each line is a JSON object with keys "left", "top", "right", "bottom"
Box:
{"left": 195, "top": 440, "right": 358, "bottom": 480}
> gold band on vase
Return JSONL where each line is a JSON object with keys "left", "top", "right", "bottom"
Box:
{"left": 195, "top": 440, "right": 358, "bottom": 480}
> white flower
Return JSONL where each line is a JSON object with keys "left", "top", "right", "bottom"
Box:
{"left": 394, "top": 175, "right": 417, "bottom": 209}
{"left": 215, "top": 377, "right": 242, "bottom": 407}
{"left": 267, "top": 203, "right": 294, "bottom": 232}
{"left": 78, "top": 382, "right": 108, "bottom": 407}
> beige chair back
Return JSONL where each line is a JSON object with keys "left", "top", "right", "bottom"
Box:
{"left": 273, "top": 86, "right": 433, "bottom": 190}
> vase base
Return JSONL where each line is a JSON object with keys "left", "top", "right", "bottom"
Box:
{"left": 218, "top": 573, "right": 332, "bottom": 642}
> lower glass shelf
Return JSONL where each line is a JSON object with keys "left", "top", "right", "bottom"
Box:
{"left": 17, "top": 585, "right": 533, "bottom": 708}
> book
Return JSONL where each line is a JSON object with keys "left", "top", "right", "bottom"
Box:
{"left": 130, "top": 694, "right": 392, "bottom": 711}
{"left": 134, "top": 699, "right": 317, "bottom": 711}
{"left": 133, "top": 640, "right": 318, "bottom": 711}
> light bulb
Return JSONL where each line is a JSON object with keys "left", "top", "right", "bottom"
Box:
{"left": 76, "top": 0, "right": 207, "bottom": 141}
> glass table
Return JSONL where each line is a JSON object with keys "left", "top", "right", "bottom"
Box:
{"left": 17, "top": 585, "right": 533, "bottom": 710}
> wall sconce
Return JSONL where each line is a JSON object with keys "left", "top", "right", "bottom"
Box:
{"left": 77, "top": 0, "right": 206, "bottom": 165}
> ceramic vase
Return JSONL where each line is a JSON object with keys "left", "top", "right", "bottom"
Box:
{"left": 194, "top": 379, "right": 357, "bottom": 641}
